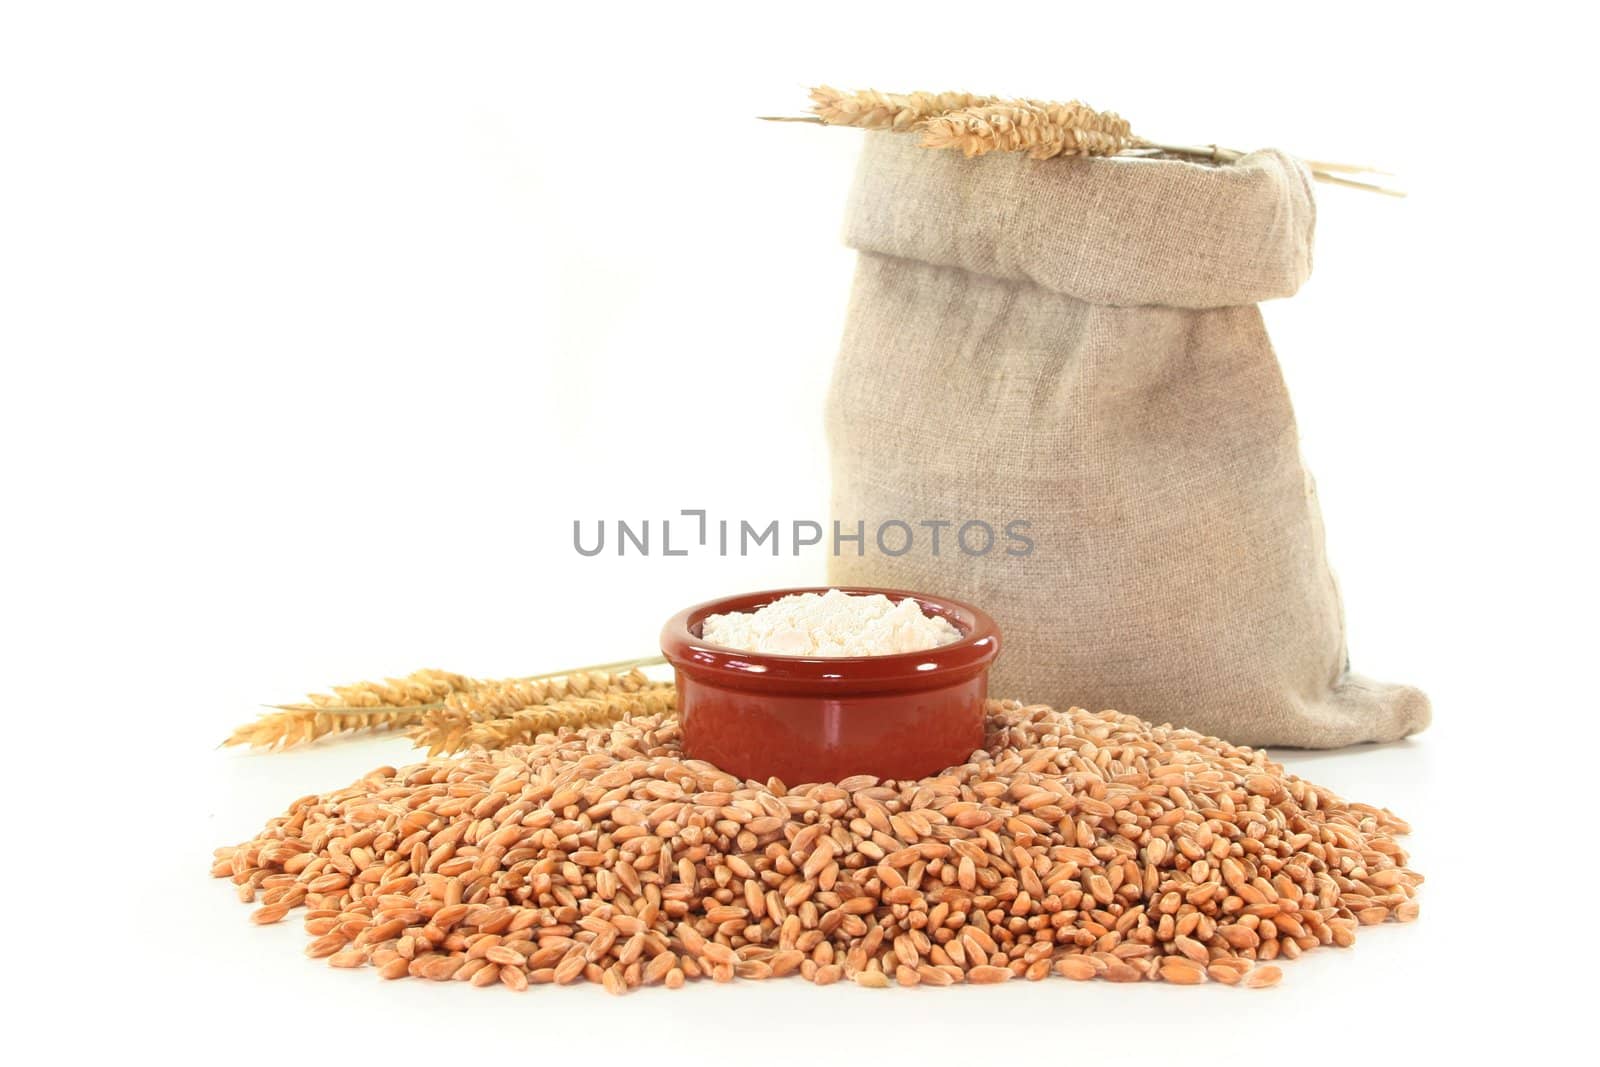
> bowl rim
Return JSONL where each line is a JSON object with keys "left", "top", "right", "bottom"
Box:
{"left": 660, "top": 586, "right": 1000, "bottom": 692}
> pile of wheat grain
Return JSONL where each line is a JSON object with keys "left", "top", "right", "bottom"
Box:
{"left": 214, "top": 700, "right": 1419, "bottom": 992}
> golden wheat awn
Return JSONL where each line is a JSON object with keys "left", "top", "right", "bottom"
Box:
{"left": 215, "top": 697, "right": 1420, "bottom": 992}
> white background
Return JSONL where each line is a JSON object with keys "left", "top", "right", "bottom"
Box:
{"left": 3, "top": 2, "right": 1594, "bottom": 1062}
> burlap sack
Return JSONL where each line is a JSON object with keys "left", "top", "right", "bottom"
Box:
{"left": 826, "top": 133, "right": 1429, "bottom": 748}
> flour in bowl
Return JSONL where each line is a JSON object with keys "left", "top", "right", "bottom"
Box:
{"left": 700, "top": 589, "right": 962, "bottom": 657}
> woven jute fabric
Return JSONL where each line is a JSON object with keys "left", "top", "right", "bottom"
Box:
{"left": 826, "top": 132, "right": 1428, "bottom": 748}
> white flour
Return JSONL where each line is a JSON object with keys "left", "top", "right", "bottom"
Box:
{"left": 700, "top": 588, "right": 962, "bottom": 657}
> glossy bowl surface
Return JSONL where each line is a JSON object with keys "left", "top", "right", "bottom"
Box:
{"left": 660, "top": 587, "right": 1000, "bottom": 784}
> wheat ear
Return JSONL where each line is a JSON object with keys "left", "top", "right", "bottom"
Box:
{"left": 408, "top": 667, "right": 667, "bottom": 756}
{"left": 412, "top": 674, "right": 677, "bottom": 755}
{"left": 222, "top": 657, "right": 667, "bottom": 750}
{"left": 221, "top": 669, "right": 478, "bottom": 749}
{"left": 921, "top": 101, "right": 1136, "bottom": 159}
{"left": 221, "top": 706, "right": 427, "bottom": 750}
{"left": 805, "top": 86, "right": 1134, "bottom": 158}
{"left": 808, "top": 85, "right": 997, "bottom": 130}
{"left": 300, "top": 668, "right": 476, "bottom": 709}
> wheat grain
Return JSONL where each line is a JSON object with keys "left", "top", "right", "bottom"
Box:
{"left": 967, "top": 965, "right": 1012, "bottom": 984}
{"left": 216, "top": 698, "right": 1419, "bottom": 992}
{"left": 1243, "top": 964, "right": 1284, "bottom": 989}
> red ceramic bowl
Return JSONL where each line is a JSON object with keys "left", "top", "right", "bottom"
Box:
{"left": 660, "top": 587, "right": 1000, "bottom": 785}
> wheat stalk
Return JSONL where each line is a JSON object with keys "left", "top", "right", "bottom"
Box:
{"left": 768, "top": 85, "right": 1403, "bottom": 195}
{"left": 222, "top": 657, "right": 667, "bottom": 750}
{"left": 408, "top": 667, "right": 668, "bottom": 756}
{"left": 413, "top": 679, "right": 677, "bottom": 755}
